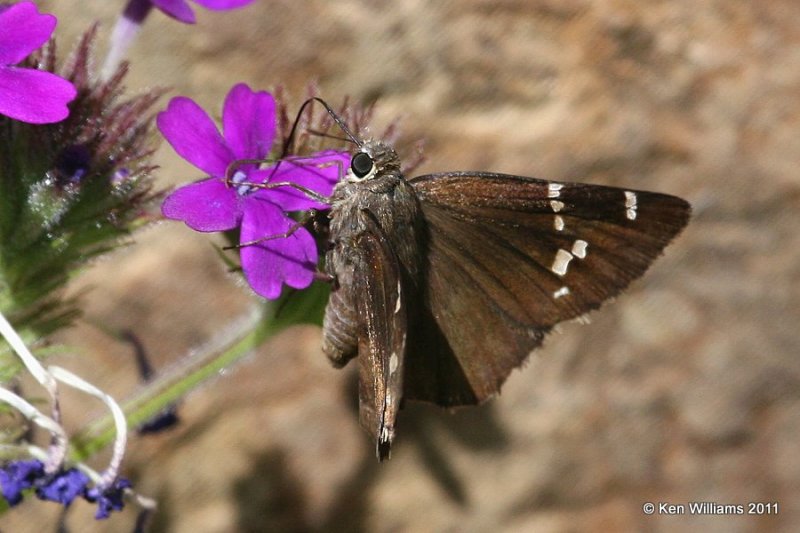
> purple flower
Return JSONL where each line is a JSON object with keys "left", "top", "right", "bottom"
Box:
{"left": 0, "top": 2, "right": 76, "bottom": 124}
{"left": 159, "top": 83, "right": 349, "bottom": 299}
{"left": 122, "top": 0, "right": 255, "bottom": 25}
{"left": 35, "top": 468, "right": 89, "bottom": 506}
{"left": 153, "top": 0, "right": 255, "bottom": 23}
{"left": 84, "top": 478, "right": 132, "bottom": 519}
{"left": 0, "top": 459, "right": 45, "bottom": 506}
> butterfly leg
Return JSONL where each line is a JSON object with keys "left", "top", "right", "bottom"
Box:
{"left": 222, "top": 210, "right": 317, "bottom": 250}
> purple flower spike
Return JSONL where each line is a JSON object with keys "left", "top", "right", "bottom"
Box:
{"left": 152, "top": 0, "right": 255, "bottom": 24}
{"left": 35, "top": 468, "right": 90, "bottom": 506}
{"left": 160, "top": 84, "right": 350, "bottom": 299}
{"left": 84, "top": 478, "right": 132, "bottom": 519}
{"left": 0, "top": 460, "right": 45, "bottom": 506}
{"left": 0, "top": 2, "right": 77, "bottom": 124}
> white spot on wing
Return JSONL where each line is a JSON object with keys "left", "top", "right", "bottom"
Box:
{"left": 551, "top": 249, "right": 573, "bottom": 276}
{"left": 625, "top": 191, "right": 638, "bottom": 220}
{"left": 553, "top": 286, "right": 570, "bottom": 298}
{"left": 394, "top": 280, "right": 402, "bottom": 314}
{"left": 389, "top": 352, "right": 399, "bottom": 374}
{"left": 571, "top": 239, "right": 588, "bottom": 259}
{"left": 550, "top": 200, "right": 565, "bottom": 213}
{"left": 554, "top": 215, "right": 565, "bottom": 231}
{"left": 548, "top": 183, "right": 563, "bottom": 198}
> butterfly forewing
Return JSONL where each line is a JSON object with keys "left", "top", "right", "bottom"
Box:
{"left": 353, "top": 210, "right": 406, "bottom": 460}
{"left": 405, "top": 172, "right": 690, "bottom": 405}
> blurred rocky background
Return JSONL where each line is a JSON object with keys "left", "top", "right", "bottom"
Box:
{"left": 3, "top": 0, "right": 798, "bottom": 531}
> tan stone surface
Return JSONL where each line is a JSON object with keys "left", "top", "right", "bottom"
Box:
{"left": 3, "top": 1, "right": 798, "bottom": 531}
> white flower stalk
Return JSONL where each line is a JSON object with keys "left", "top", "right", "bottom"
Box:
{"left": 101, "top": 13, "right": 142, "bottom": 80}
{"left": 0, "top": 387, "right": 68, "bottom": 455}
{"left": 0, "top": 312, "right": 58, "bottom": 398}
{"left": 0, "top": 311, "right": 68, "bottom": 471}
{"left": 0, "top": 310, "right": 129, "bottom": 487}
{"left": 48, "top": 366, "right": 128, "bottom": 487}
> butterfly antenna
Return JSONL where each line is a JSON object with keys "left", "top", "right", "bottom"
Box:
{"left": 282, "top": 97, "right": 362, "bottom": 158}
{"left": 307, "top": 129, "right": 355, "bottom": 144}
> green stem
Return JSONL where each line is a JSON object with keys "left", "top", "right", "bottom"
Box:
{"left": 69, "top": 306, "right": 272, "bottom": 460}
{"left": 69, "top": 280, "right": 329, "bottom": 462}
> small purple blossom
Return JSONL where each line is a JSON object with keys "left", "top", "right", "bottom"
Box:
{"left": 159, "top": 83, "right": 349, "bottom": 299}
{"left": 0, "top": 460, "right": 134, "bottom": 519}
{"left": 153, "top": 0, "right": 255, "bottom": 23}
{"left": 0, "top": 1, "right": 77, "bottom": 124}
{"left": 104, "top": 0, "right": 256, "bottom": 76}
{"left": 53, "top": 144, "right": 92, "bottom": 186}
{"left": 121, "top": 0, "right": 255, "bottom": 25}
{"left": 84, "top": 478, "right": 132, "bottom": 519}
{"left": 0, "top": 459, "right": 44, "bottom": 506}
{"left": 138, "top": 404, "right": 180, "bottom": 434}
{"left": 35, "top": 468, "right": 90, "bottom": 506}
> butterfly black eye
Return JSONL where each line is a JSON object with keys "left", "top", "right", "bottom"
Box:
{"left": 351, "top": 152, "right": 374, "bottom": 178}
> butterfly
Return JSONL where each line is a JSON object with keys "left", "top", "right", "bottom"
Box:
{"left": 285, "top": 100, "right": 690, "bottom": 460}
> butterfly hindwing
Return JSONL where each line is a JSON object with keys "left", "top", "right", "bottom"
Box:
{"left": 404, "top": 171, "right": 690, "bottom": 406}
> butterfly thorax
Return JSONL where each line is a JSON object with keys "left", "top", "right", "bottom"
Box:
{"left": 327, "top": 140, "right": 422, "bottom": 281}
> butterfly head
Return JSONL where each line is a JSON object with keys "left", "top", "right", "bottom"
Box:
{"left": 347, "top": 140, "right": 400, "bottom": 182}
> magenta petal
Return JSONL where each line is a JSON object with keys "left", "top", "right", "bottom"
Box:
{"left": 192, "top": 0, "right": 255, "bottom": 10}
{"left": 0, "top": 66, "right": 76, "bottom": 124}
{"left": 222, "top": 83, "right": 276, "bottom": 161}
{"left": 256, "top": 151, "right": 350, "bottom": 211}
{"left": 162, "top": 178, "right": 241, "bottom": 232}
{"left": 0, "top": 2, "right": 56, "bottom": 65}
{"left": 240, "top": 198, "right": 317, "bottom": 299}
{"left": 157, "top": 97, "right": 234, "bottom": 177}
{"left": 151, "top": 0, "right": 196, "bottom": 23}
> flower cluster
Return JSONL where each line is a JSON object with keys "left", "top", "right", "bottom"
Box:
{"left": 0, "top": 0, "right": 409, "bottom": 526}
{"left": 0, "top": 22, "right": 162, "bottom": 340}
{"left": 0, "top": 460, "right": 131, "bottom": 519}
{"left": 0, "top": 0, "right": 170, "bottom": 524}
{"left": 160, "top": 83, "right": 350, "bottom": 299}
